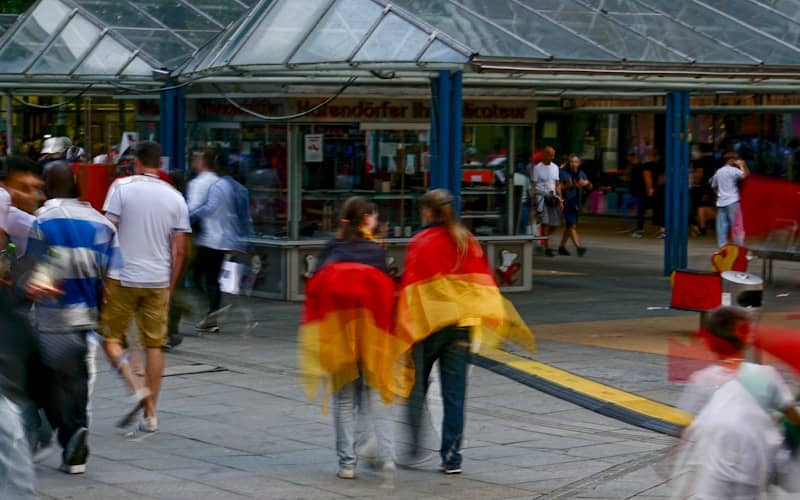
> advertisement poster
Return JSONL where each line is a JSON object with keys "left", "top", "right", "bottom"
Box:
{"left": 304, "top": 134, "right": 323, "bottom": 162}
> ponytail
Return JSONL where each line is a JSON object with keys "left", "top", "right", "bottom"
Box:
{"left": 337, "top": 196, "right": 377, "bottom": 241}
{"left": 420, "top": 189, "right": 474, "bottom": 261}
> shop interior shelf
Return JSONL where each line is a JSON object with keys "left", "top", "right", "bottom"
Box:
{"left": 462, "top": 188, "right": 506, "bottom": 195}
{"left": 461, "top": 212, "right": 503, "bottom": 219}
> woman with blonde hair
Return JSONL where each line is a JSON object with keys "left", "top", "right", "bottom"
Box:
{"left": 298, "top": 196, "right": 407, "bottom": 482}
{"left": 396, "top": 189, "right": 535, "bottom": 474}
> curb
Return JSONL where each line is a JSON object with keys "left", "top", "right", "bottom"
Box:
{"left": 472, "top": 349, "right": 691, "bottom": 437}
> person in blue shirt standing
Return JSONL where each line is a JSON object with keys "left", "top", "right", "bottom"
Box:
{"left": 557, "top": 154, "right": 592, "bottom": 257}
{"left": 26, "top": 161, "right": 122, "bottom": 475}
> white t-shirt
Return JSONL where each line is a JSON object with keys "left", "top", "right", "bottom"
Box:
{"left": 103, "top": 174, "right": 191, "bottom": 288}
{"left": 710, "top": 165, "right": 745, "bottom": 207}
{"left": 186, "top": 171, "right": 219, "bottom": 212}
{"left": 0, "top": 187, "right": 10, "bottom": 234}
{"left": 532, "top": 162, "right": 559, "bottom": 195}
{"left": 6, "top": 207, "right": 35, "bottom": 257}
{"left": 513, "top": 172, "right": 531, "bottom": 203}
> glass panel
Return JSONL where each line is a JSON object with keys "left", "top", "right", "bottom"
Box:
{"left": 186, "top": 121, "right": 290, "bottom": 238}
{"left": 29, "top": 16, "right": 100, "bottom": 74}
{"left": 185, "top": 0, "right": 253, "bottom": 25}
{"left": 696, "top": 0, "right": 800, "bottom": 49}
{"left": 231, "top": 0, "right": 331, "bottom": 66}
{"left": 609, "top": 12, "right": 752, "bottom": 63}
{"left": 0, "top": 0, "right": 71, "bottom": 73}
{"left": 461, "top": 126, "right": 510, "bottom": 236}
{"left": 174, "top": 29, "right": 220, "bottom": 47}
{"left": 642, "top": 0, "right": 800, "bottom": 64}
{"left": 290, "top": 0, "right": 382, "bottom": 63}
{"left": 510, "top": 0, "right": 683, "bottom": 62}
{"left": 0, "top": 14, "right": 18, "bottom": 36}
{"left": 135, "top": 0, "right": 219, "bottom": 30}
{"left": 120, "top": 55, "right": 153, "bottom": 76}
{"left": 71, "top": 0, "right": 159, "bottom": 29}
{"left": 419, "top": 39, "right": 469, "bottom": 63}
{"left": 763, "top": 0, "right": 800, "bottom": 24}
{"left": 115, "top": 28, "right": 194, "bottom": 67}
{"left": 74, "top": 34, "right": 134, "bottom": 75}
{"left": 300, "top": 126, "right": 430, "bottom": 239}
{"left": 353, "top": 13, "right": 431, "bottom": 62}
{"left": 391, "top": 0, "right": 550, "bottom": 59}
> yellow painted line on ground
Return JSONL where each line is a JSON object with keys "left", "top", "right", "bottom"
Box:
{"left": 482, "top": 348, "right": 693, "bottom": 428}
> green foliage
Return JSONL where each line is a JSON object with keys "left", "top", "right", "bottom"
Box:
{"left": 0, "top": 0, "right": 36, "bottom": 14}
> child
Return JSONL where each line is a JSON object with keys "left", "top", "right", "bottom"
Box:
{"left": 674, "top": 306, "right": 799, "bottom": 499}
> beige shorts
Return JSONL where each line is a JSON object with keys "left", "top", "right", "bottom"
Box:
{"left": 100, "top": 279, "right": 169, "bottom": 349}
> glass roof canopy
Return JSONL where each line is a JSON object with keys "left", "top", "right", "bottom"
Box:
{"left": 2, "top": 0, "right": 800, "bottom": 88}
{"left": 0, "top": 0, "right": 254, "bottom": 81}
{"left": 179, "top": 0, "right": 473, "bottom": 76}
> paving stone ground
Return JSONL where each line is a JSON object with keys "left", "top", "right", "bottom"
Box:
{"left": 36, "top": 218, "right": 800, "bottom": 499}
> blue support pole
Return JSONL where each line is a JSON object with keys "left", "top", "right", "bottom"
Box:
{"left": 159, "top": 85, "right": 186, "bottom": 171}
{"left": 448, "top": 70, "right": 463, "bottom": 214}
{"left": 436, "top": 70, "right": 451, "bottom": 190}
{"left": 664, "top": 91, "right": 690, "bottom": 275}
{"left": 429, "top": 77, "right": 440, "bottom": 189}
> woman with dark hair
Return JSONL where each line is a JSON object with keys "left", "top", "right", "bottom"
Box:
{"left": 299, "top": 196, "right": 406, "bottom": 482}
{"left": 396, "top": 189, "right": 535, "bottom": 474}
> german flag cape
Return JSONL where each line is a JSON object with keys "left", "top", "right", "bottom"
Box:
{"left": 396, "top": 226, "right": 536, "bottom": 360}
{"left": 299, "top": 261, "right": 412, "bottom": 411}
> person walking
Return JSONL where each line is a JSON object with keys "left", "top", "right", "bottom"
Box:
{"left": 190, "top": 162, "right": 253, "bottom": 333}
{"left": 710, "top": 153, "right": 749, "bottom": 248}
{"left": 100, "top": 141, "right": 190, "bottom": 434}
{"left": 396, "top": 189, "right": 535, "bottom": 474}
{"left": 298, "top": 197, "right": 402, "bottom": 482}
{"left": 187, "top": 150, "right": 219, "bottom": 293}
{"left": 532, "top": 147, "right": 562, "bottom": 256}
{"left": 557, "top": 154, "right": 592, "bottom": 256}
{"left": 0, "top": 288, "right": 42, "bottom": 499}
{"left": 25, "top": 162, "right": 122, "bottom": 474}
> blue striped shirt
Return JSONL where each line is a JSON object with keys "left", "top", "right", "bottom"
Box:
{"left": 28, "top": 199, "right": 123, "bottom": 333}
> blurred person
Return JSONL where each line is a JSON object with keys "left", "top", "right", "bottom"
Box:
{"left": 711, "top": 153, "right": 749, "bottom": 248}
{"left": 65, "top": 138, "right": 87, "bottom": 162}
{"left": 0, "top": 288, "right": 43, "bottom": 498}
{"left": 39, "top": 136, "right": 70, "bottom": 167}
{"left": 557, "top": 154, "right": 592, "bottom": 256}
{"left": 396, "top": 189, "right": 535, "bottom": 474}
{"left": 100, "top": 141, "right": 190, "bottom": 434}
{"left": 190, "top": 159, "right": 253, "bottom": 333}
{"left": 513, "top": 162, "right": 532, "bottom": 235}
{"left": 673, "top": 306, "right": 800, "bottom": 499}
{"left": 691, "top": 144, "right": 717, "bottom": 237}
{"left": 532, "top": 146, "right": 562, "bottom": 256}
{"left": 626, "top": 153, "right": 654, "bottom": 238}
{"left": 299, "top": 197, "right": 401, "bottom": 482}
{"left": 25, "top": 161, "right": 122, "bottom": 474}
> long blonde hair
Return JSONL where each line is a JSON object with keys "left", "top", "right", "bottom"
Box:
{"left": 420, "top": 189, "right": 473, "bottom": 260}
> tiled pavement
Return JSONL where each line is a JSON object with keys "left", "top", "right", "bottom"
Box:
{"left": 35, "top": 221, "right": 800, "bottom": 499}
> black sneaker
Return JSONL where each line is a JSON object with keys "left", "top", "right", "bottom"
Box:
{"left": 577, "top": 247, "right": 587, "bottom": 257}
{"left": 164, "top": 334, "right": 183, "bottom": 351}
{"left": 60, "top": 427, "right": 88, "bottom": 474}
{"left": 545, "top": 248, "right": 557, "bottom": 257}
{"left": 557, "top": 246, "right": 570, "bottom": 256}
{"left": 442, "top": 463, "right": 462, "bottom": 475}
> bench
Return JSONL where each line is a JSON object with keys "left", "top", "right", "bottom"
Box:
{"left": 748, "top": 219, "right": 800, "bottom": 283}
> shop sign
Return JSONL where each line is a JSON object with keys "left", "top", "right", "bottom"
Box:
{"left": 304, "top": 134, "right": 323, "bottom": 162}
{"left": 293, "top": 99, "right": 534, "bottom": 124}
{"left": 195, "top": 99, "right": 286, "bottom": 121}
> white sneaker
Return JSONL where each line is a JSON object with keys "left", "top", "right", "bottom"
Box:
{"left": 381, "top": 461, "right": 396, "bottom": 489}
{"left": 337, "top": 467, "right": 355, "bottom": 479}
{"left": 139, "top": 416, "right": 159, "bottom": 433}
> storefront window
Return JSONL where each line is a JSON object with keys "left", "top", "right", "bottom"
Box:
{"left": 462, "top": 125, "right": 511, "bottom": 236}
{"left": 299, "top": 124, "right": 429, "bottom": 239}
{"left": 187, "top": 122, "right": 289, "bottom": 238}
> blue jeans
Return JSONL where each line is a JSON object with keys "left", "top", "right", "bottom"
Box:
{"left": 407, "top": 327, "right": 470, "bottom": 467}
{"left": 333, "top": 376, "right": 394, "bottom": 468}
{"left": 716, "top": 202, "right": 744, "bottom": 248}
{"left": 0, "top": 396, "right": 37, "bottom": 498}
{"left": 517, "top": 199, "right": 531, "bottom": 235}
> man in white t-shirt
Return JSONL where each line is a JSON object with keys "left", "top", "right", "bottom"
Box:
{"left": 710, "top": 152, "right": 748, "bottom": 248}
{"left": 100, "top": 141, "right": 190, "bottom": 434}
{"left": 532, "top": 146, "right": 562, "bottom": 257}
